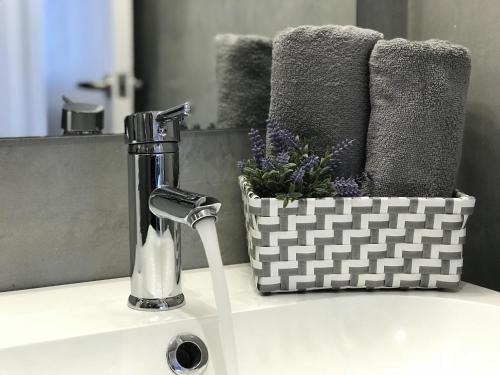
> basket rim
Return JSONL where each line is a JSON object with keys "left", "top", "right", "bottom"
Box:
{"left": 238, "top": 175, "right": 475, "bottom": 204}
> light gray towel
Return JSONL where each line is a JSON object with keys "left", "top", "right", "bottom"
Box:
{"left": 268, "top": 25, "right": 383, "bottom": 177}
{"left": 215, "top": 34, "right": 272, "bottom": 129}
{"left": 365, "top": 39, "right": 471, "bottom": 197}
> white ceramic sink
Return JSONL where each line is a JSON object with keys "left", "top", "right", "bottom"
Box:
{"left": 1, "top": 264, "right": 499, "bottom": 375}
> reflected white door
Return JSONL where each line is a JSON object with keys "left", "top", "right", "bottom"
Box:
{"left": 0, "top": 0, "right": 134, "bottom": 137}
{"left": 45, "top": 0, "right": 135, "bottom": 135}
{"left": 108, "top": 0, "right": 135, "bottom": 134}
{"left": 0, "top": 0, "right": 47, "bottom": 137}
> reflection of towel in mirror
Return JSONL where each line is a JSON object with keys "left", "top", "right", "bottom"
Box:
{"left": 215, "top": 34, "right": 272, "bottom": 129}
{"left": 365, "top": 39, "right": 471, "bottom": 197}
{"left": 268, "top": 25, "right": 383, "bottom": 177}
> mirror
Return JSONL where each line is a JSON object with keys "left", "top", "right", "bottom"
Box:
{"left": 0, "top": 0, "right": 497, "bottom": 139}
{"left": 0, "top": 0, "right": 356, "bottom": 137}
{"left": 0, "top": 0, "right": 133, "bottom": 137}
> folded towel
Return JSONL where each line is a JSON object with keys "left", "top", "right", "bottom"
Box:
{"left": 215, "top": 34, "right": 272, "bottom": 129}
{"left": 268, "top": 25, "right": 383, "bottom": 177}
{"left": 365, "top": 39, "right": 471, "bottom": 197}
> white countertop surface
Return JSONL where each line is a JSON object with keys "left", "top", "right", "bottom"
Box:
{"left": 1, "top": 263, "right": 499, "bottom": 350}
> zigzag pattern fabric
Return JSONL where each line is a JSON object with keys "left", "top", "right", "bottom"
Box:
{"left": 239, "top": 177, "right": 475, "bottom": 293}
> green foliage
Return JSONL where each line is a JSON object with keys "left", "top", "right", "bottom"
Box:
{"left": 240, "top": 138, "right": 341, "bottom": 207}
{"left": 239, "top": 122, "right": 366, "bottom": 206}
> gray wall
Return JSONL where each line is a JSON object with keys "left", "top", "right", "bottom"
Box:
{"left": 407, "top": 0, "right": 500, "bottom": 291}
{"left": 134, "top": 0, "right": 356, "bottom": 128}
{"left": 2, "top": 1, "right": 499, "bottom": 293}
{"left": 357, "top": 0, "right": 407, "bottom": 39}
{"left": 358, "top": 0, "right": 500, "bottom": 291}
{"left": 0, "top": 130, "right": 250, "bottom": 292}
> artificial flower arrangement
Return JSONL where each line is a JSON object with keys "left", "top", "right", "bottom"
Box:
{"left": 238, "top": 120, "right": 366, "bottom": 206}
{"left": 238, "top": 120, "right": 474, "bottom": 293}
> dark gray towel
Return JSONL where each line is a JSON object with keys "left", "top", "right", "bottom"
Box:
{"left": 365, "top": 39, "right": 471, "bottom": 197}
{"left": 215, "top": 34, "right": 272, "bottom": 129}
{"left": 268, "top": 25, "right": 383, "bottom": 177}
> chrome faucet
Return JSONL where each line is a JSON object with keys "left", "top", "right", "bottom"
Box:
{"left": 124, "top": 103, "right": 220, "bottom": 311}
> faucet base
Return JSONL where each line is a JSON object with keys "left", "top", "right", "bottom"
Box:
{"left": 127, "top": 294, "right": 185, "bottom": 311}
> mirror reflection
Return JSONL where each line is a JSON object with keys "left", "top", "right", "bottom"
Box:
{"left": 0, "top": 0, "right": 497, "bottom": 139}
{"left": 0, "top": 0, "right": 357, "bottom": 137}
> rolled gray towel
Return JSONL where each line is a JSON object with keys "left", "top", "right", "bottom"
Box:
{"left": 215, "top": 34, "right": 272, "bottom": 129}
{"left": 268, "top": 25, "right": 383, "bottom": 177}
{"left": 365, "top": 39, "right": 471, "bottom": 197}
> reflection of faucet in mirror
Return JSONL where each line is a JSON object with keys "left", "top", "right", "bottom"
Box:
{"left": 125, "top": 102, "right": 221, "bottom": 311}
{"left": 61, "top": 96, "right": 104, "bottom": 135}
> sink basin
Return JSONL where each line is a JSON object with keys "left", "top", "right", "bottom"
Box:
{"left": 1, "top": 264, "right": 499, "bottom": 374}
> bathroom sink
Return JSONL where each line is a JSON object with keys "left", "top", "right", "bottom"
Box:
{"left": 1, "top": 264, "right": 499, "bottom": 375}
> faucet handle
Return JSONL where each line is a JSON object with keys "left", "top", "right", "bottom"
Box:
{"left": 156, "top": 102, "right": 191, "bottom": 137}
{"left": 156, "top": 102, "right": 191, "bottom": 124}
{"left": 124, "top": 102, "right": 191, "bottom": 144}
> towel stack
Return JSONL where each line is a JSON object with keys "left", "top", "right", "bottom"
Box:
{"left": 215, "top": 27, "right": 471, "bottom": 198}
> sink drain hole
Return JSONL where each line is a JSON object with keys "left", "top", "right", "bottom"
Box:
{"left": 176, "top": 342, "right": 202, "bottom": 369}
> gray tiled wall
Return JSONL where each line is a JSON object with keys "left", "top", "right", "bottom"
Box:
{"left": 0, "top": 129, "right": 250, "bottom": 292}
{"left": 406, "top": 0, "right": 500, "bottom": 291}
{"left": 2, "top": 0, "right": 499, "bottom": 294}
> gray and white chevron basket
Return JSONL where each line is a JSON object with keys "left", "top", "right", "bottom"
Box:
{"left": 239, "top": 177, "right": 475, "bottom": 293}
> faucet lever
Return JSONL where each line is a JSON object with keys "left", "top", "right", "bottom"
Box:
{"left": 156, "top": 102, "right": 191, "bottom": 128}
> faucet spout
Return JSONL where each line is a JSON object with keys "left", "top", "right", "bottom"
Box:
{"left": 149, "top": 185, "right": 221, "bottom": 228}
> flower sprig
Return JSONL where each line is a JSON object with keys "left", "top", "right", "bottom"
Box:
{"left": 238, "top": 120, "right": 366, "bottom": 206}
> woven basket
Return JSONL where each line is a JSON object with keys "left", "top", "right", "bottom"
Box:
{"left": 239, "top": 176, "right": 475, "bottom": 293}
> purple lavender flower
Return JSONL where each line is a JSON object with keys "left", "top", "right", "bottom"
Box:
{"left": 237, "top": 160, "right": 246, "bottom": 171}
{"left": 267, "top": 120, "right": 281, "bottom": 152}
{"left": 302, "top": 155, "right": 320, "bottom": 172}
{"left": 276, "top": 151, "right": 290, "bottom": 166}
{"left": 261, "top": 158, "right": 274, "bottom": 171}
{"left": 267, "top": 119, "right": 298, "bottom": 154}
{"left": 291, "top": 166, "right": 306, "bottom": 184}
{"left": 248, "top": 128, "right": 264, "bottom": 166}
{"left": 280, "top": 129, "right": 299, "bottom": 149}
{"left": 332, "top": 176, "right": 362, "bottom": 197}
{"left": 329, "top": 139, "right": 355, "bottom": 172}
